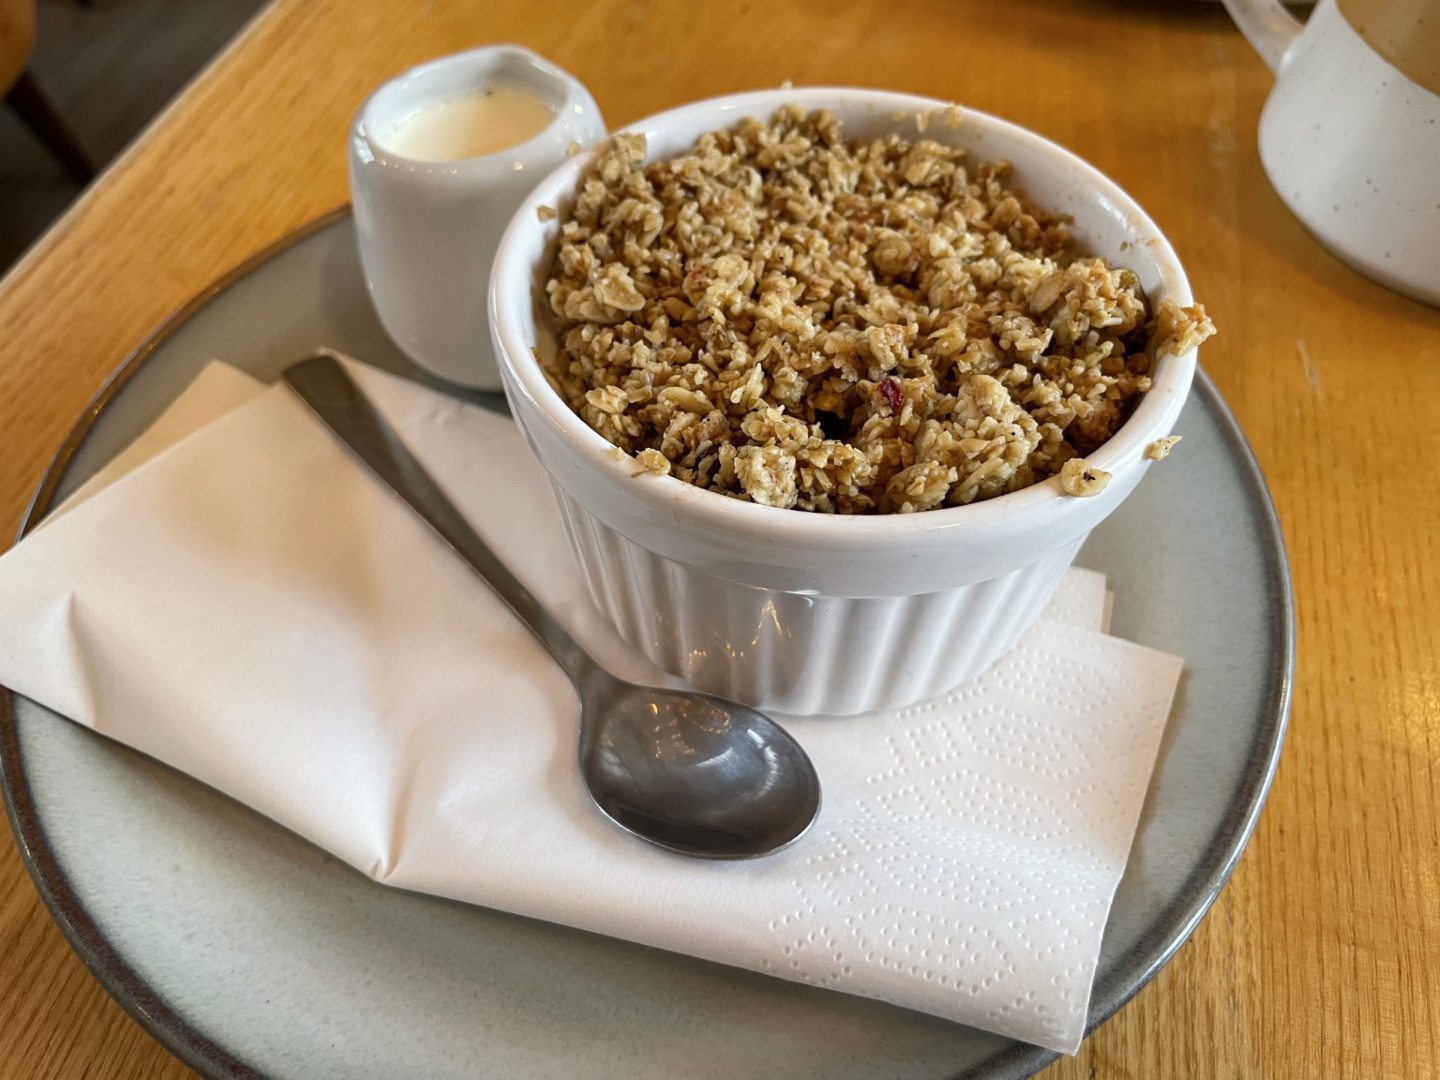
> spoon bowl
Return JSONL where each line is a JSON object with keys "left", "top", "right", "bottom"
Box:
{"left": 581, "top": 678, "right": 821, "bottom": 859}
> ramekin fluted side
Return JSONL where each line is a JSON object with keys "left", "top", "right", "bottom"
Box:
{"left": 493, "top": 88, "right": 1201, "bottom": 718}
{"left": 552, "top": 484, "right": 1085, "bottom": 716}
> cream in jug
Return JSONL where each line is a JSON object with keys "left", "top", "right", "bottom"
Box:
{"left": 381, "top": 84, "right": 555, "bottom": 162}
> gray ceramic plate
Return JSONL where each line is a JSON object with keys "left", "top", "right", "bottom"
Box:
{"left": 0, "top": 211, "right": 1292, "bottom": 1080}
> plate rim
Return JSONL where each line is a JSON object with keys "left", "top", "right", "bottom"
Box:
{"left": 0, "top": 208, "right": 1294, "bottom": 1080}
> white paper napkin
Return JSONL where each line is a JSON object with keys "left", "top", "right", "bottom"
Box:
{"left": 0, "top": 355, "right": 1181, "bottom": 1052}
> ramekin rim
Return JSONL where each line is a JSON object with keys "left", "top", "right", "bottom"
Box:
{"left": 490, "top": 86, "right": 1197, "bottom": 541}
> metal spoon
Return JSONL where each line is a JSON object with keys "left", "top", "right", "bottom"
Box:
{"left": 284, "top": 355, "right": 821, "bottom": 859}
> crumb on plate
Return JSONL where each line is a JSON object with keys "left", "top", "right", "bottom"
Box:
{"left": 1145, "top": 435, "right": 1182, "bottom": 461}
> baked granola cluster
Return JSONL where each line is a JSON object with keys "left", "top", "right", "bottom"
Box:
{"left": 542, "top": 106, "right": 1213, "bottom": 513}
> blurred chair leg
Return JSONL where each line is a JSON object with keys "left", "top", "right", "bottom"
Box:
{"left": 5, "top": 70, "right": 96, "bottom": 185}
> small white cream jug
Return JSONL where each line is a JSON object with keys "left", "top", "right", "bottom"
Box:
{"left": 351, "top": 46, "right": 606, "bottom": 387}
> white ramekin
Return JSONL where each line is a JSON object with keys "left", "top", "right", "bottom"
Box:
{"left": 490, "top": 88, "right": 1198, "bottom": 717}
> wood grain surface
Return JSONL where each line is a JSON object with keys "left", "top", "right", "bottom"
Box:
{"left": 1, "top": 0, "right": 1437, "bottom": 1076}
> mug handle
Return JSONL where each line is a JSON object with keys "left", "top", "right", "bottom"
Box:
{"left": 1221, "top": 0, "right": 1305, "bottom": 73}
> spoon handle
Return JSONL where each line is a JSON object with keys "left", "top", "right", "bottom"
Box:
{"left": 284, "top": 355, "right": 598, "bottom": 688}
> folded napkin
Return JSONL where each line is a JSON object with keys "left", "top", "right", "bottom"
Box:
{"left": 0, "top": 355, "right": 1181, "bottom": 1052}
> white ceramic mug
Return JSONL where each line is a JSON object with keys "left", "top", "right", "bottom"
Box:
{"left": 350, "top": 46, "right": 606, "bottom": 388}
{"left": 1222, "top": 0, "right": 1440, "bottom": 306}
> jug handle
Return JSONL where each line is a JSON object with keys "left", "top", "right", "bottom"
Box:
{"left": 1221, "top": 0, "right": 1305, "bottom": 73}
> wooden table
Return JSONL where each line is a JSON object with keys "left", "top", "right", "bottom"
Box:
{"left": 0, "top": 0, "right": 1436, "bottom": 1075}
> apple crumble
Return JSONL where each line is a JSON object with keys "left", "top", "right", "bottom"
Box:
{"left": 542, "top": 106, "right": 1214, "bottom": 513}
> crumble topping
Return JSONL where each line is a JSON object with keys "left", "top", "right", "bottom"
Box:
{"left": 542, "top": 106, "right": 1214, "bottom": 512}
